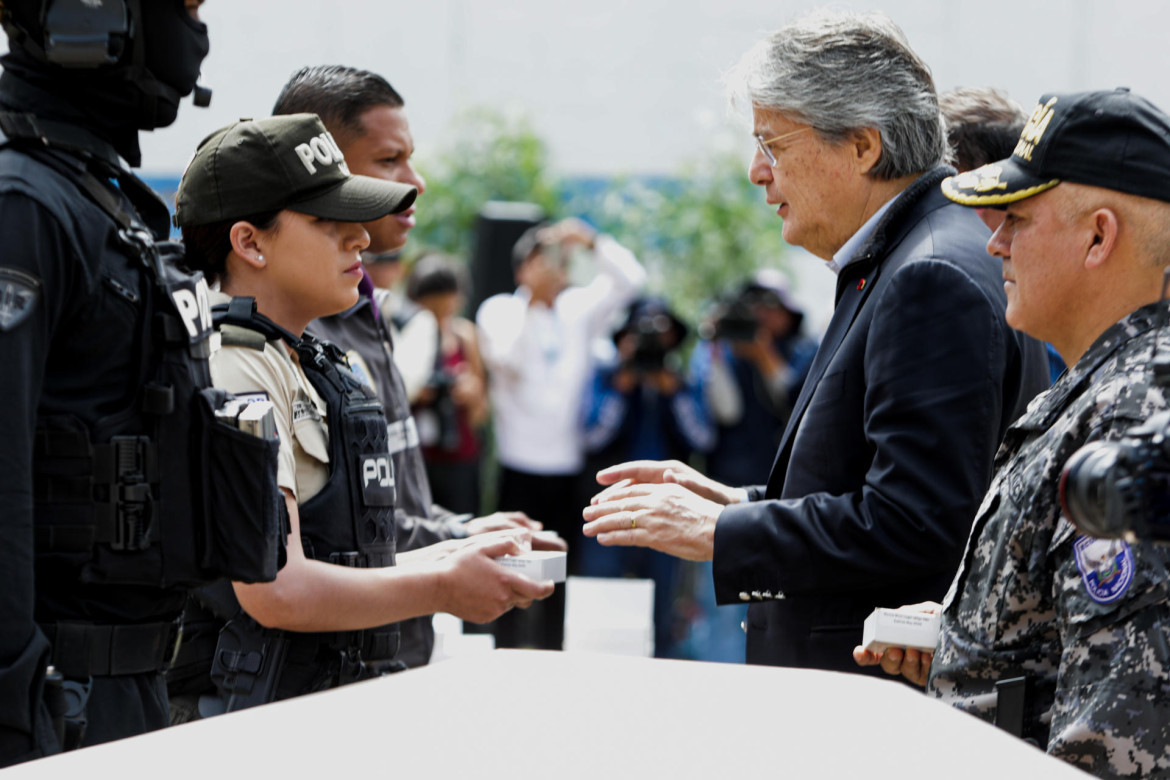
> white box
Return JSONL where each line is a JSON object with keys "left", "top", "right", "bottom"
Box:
{"left": 862, "top": 608, "right": 941, "bottom": 654}
{"left": 494, "top": 550, "right": 567, "bottom": 583}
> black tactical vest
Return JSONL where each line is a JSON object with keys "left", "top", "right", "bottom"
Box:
{"left": 0, "top": 112, "right": 282, "bottom": 590}
{"left": 209, "top": 299, "right": 401, "bottom": 709}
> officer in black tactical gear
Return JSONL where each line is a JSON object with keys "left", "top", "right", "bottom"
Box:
{"left": 0, "top": 0, "right": 269, "bottom": 767}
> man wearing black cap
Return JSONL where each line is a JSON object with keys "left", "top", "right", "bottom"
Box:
{"left": 858, "top": 88, "right": 1170, "bottom": 777}
{"left": 0, "top": 0, "right": 217, "bottom": 765}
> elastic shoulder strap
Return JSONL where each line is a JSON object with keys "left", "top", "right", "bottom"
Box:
{"left": 218, "top": 324, "right": 268, "bottom": 351}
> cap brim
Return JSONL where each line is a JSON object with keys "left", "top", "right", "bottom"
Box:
{"left": 940, "top": 158, "right": 1061, "bottom": 207}
{"left": 288, "top": 175, "right": 417, "bottom": 222}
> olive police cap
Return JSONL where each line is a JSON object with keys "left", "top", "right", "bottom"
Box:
{"left": 941, "top": 88, "right": 1170, "bottom": 207}
{"left": 174, "top": 113, "right": 416, "bottom": 227}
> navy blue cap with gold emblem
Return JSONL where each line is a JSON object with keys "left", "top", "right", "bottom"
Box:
{"left": 942, "top": 88, "right": 1170, "bottom": 207}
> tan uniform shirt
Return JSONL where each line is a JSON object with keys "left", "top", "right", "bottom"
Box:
{"left": 209, "top": 293, "right": 330, "bottom": 503}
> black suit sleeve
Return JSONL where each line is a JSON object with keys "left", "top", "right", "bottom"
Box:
{"left": 0, "top": 193, "right": 76, "bottom": 765}
{"left": 713, "top": 258, "right": 1006, "bottom": 601}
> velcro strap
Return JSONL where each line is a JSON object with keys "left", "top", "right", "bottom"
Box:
{"left": 40, "top": 620, "right": 180, "bottom": 678}
{"left": 33, "top": 474, "right": 92, "bottom": 503}
{"left": 219, "top": 323, "right": 268, "bottom": 351}
{"left": 34, "top": 428, "right": 91, "bottom": 459}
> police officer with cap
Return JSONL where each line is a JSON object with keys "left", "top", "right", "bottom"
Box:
{"left": 0, "top": 0, "right": 227, "bottom": 766}
{"left": 174, "top": 114, "right": 553, "bottom": 711}
{"left": 858, "top": 88, "right": 1170, "bottom": 776}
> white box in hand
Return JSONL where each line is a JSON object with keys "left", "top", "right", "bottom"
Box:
{"left": 862, "top": 608, "right": 941, "bottom": 654}
{"left": 494, "top": 550, "right": 567, "bottom": 583}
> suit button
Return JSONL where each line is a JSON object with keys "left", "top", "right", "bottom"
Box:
{"left": 751, "top": 591, "right": 762, "bottom": 600}
{"left": 738, "top": 592, "right": 750, "bottom": 602}
{"left": 761, "top": 590, "right": 772, "bottom": 599}
{"left": 740, "top": 621, "right": 747, "bottom": 633}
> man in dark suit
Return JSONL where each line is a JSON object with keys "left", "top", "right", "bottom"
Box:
{"left": 582, "top": 9, "right": 1049, "bottom": 673}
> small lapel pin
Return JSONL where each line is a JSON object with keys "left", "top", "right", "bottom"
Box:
{"left": 857, "top": 278, "right": 867, "bottom": 291}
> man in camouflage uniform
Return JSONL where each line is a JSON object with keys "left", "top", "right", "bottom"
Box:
{"left": 857, "top": 88, "right": 1170, "bottom": 777}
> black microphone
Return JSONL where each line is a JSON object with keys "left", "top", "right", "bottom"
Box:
{"left": 193, "top": 83, "right": 212, "bottom": 108}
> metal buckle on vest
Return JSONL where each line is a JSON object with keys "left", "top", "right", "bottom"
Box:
{"left": 103, "top": 436, "right": 154, "bottom": 551}
{"left": 328, "top": 551, "right": 365, "bottom": 568}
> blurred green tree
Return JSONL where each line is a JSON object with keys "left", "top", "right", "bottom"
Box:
{"left": 572, "top": 148, "right": 790, "bottom": 324}
{"left": 413, "top": 107, "right": 792, "bottom": 323}
{"left": 412, "top": 107, "right": 564, "bottom": 259}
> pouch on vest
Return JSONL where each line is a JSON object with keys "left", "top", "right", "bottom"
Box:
{"left": 19, "top": 135, "right": 285, "bottom": 587}
{"left": 193, "top": 387, "right": 284, "bottom": 583}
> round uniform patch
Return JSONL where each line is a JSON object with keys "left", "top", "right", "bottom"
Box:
{"left": 1073, "top": 535, "right": 1135, "bottom": 604}
{"left": 0, "top": 267, "right": 41, "bottom": 331}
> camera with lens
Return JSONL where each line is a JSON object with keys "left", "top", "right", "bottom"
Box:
{"left": 422, "top": 369, "right": 461, "bottom": 452}
{"left": 1059, "top": 409, "right": 1170, "bottom": 544}
{"left": 699, "top": 288, "right": 771, "bottom": 343}
{"left": 629, "top": 313, "right": 674, "bottom": 372}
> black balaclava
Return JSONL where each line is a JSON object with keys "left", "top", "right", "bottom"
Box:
{"left": 0, "top": 0, "right": 210, "bottom": 166}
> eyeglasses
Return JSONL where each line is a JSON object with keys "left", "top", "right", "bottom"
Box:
{"left": 755, "top": 127, "right": 811, "bottom": 166}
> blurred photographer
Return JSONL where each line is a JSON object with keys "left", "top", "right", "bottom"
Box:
{"left": 580, "top": 296, "right": 713, "bottom": 657}
{"left": 407, "top": 253, "right": 488, "bottom": 515}
{"left": 692, "top": 270, "right": 818, "bottom": 487}
{"left": 477, "top": 217, "right": 645, "bottom": 649}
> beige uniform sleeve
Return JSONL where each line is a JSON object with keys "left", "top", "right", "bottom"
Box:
{"left": 210, "top": 341, "right": 329, "bottom": 503}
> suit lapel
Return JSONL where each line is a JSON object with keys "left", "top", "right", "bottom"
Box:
{"left": 765, "top": 260, "right": 880, "bottom": 495}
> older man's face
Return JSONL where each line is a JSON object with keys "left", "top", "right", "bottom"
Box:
{"left": 986, "top": 186, "right": 1086, "bottom": 343}
{"left": 749, "top": 107, "right": 874, "bottom": 261}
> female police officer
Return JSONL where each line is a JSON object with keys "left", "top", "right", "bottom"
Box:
{"left": 172, "top": 114, "right": 553, "bottom": 707}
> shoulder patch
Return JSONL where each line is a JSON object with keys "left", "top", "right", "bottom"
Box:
{"left": 1074, "top": 536, "right": 1135, "bottom": 604}
{"left": 0, "top": 267, "right": 41, "bottom": 331}
{"left": 345, "top": 349, "right": 377, "bottom": 394}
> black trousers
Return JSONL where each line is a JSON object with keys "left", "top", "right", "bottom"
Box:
{"left": 484, "top": 466, "right": 589, "bottom": 650}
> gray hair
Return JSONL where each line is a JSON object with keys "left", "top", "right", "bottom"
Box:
{"left": 939, "top": 87, "right": 1027, "bottom": 172}
{"left": 727, "top": 10, "right": 949, "bottom": 179}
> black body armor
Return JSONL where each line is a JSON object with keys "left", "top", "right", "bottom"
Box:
{"left": 0, "top": 112, "right": 283, "bottom": 590}
{"left": 209, "top": 298, "right": 401, "bottom": 709}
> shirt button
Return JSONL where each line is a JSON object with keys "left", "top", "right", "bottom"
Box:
{"left": 740, "top": 621, "right": 748, "bottom": 633}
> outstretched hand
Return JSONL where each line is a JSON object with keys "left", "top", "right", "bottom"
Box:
{"left": 594, "top": 459, "right": 748, "bottom": 507}
{"left": 464, "top": 511, "right": 568, "bottom": 551}
{"left": 583, "top": 480, "right": 721, "bottom": 561}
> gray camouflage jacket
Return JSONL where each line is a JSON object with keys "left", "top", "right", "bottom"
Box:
{"left": 930, "top": 301, "right": 1170, "bottom": 777}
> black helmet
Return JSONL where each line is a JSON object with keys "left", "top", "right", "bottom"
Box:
{"left": 1, "top": 0, "right": 211, "bottom": 130}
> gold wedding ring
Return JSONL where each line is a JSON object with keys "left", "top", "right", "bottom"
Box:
{"left": 631, "top": 518, "right": 637, "bottom": 530}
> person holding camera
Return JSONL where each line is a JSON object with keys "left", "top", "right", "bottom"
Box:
{"left": 855, "top": 89, "right": 1170, "bottom": 777}
{"left": 407, "top": 253, "right": 488, "bottom": 516}
{"left": 691, "top": 271, "right": 818, "bottom": 488}
{"left": 580, "top": 297, "right": 713, "bottom": 658}
{"left": 173, "top": 114, "right": 553, "bottom": 711}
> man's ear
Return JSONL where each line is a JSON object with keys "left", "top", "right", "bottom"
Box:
{"left": 851, "top": 127, "right": 883, "bottom": 176}
{"left": 229, "top": 220, "right": 268, "bottom": 270}
{"left": 1084, "top": 208, "right": 1120, "bottom": 270}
